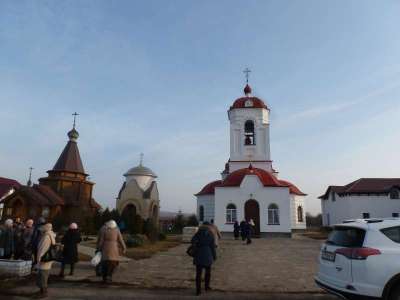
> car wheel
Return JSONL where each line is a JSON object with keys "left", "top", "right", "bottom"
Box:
{"left": 390, "top": 284, "right": 400, "bottom": 300}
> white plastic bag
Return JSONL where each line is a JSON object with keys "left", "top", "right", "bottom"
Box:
{"left": 91, "top": 251, "right": 102, "bottom": 266}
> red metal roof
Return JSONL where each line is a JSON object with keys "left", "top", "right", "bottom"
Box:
{"left": 319, "top": 178, "right": 400, "bottom": 199}
{"left": 195, "top": 180, "right": 222, "bottom": 196}
{"left": 0, "top": 177, "right": 21, "bottom": 199}
{"left": 278, "top": 179, "right": 307, "bottom": 196}
{"left": 220, "top": 165, "right": 283, "bottom": 187}
{"left": 196, "top": 166, "right": 306, "bottom": 196}
{"left": 230, "top": 97, "right": 268, "bottom": 110}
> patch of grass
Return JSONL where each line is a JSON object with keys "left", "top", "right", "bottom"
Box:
{"left": 125, "top": 236, "right": 181, "bottom": 260}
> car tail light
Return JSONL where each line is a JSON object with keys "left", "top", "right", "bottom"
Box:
{"left": 335, "top": 247, "right": 381, "bottom": 260}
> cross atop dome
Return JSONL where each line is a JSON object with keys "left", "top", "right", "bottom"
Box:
{"left": 243, "top": 68, "right": 252, "bottom": 95}
{"left": 243, "top": 67, "right": 251, "bottom": 84}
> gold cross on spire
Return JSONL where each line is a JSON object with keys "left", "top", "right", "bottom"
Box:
{"left": 243, "top": 67, "right": 251, "bottom": 84}
{"left": 72, "top": 112, "right": 79, "bottom": 129}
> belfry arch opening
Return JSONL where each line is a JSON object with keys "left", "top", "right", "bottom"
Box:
{"left": 244, "top": 120, "right": 255, "bottom": 145}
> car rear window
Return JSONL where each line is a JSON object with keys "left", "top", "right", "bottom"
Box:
{"left": 381, "top": 226, "right": 400, "bottom": 243}
{"left": 327, "top": 226, "right": 366, "bottom": 247}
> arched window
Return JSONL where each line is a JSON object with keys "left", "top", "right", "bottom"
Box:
{"left": 297, "top": 206, "right": 304, "bottom": 222}
{"left": 244, "top": 120, "right": 255, "bottom": 145}
{"left": 199, "top": 205, "right": 204, "bottom": 222}
{"left": 226, "top": 203, "right": 237, "bottom": 223}
{"left": 268, "top": 203, "right": 280, "bottom": 225}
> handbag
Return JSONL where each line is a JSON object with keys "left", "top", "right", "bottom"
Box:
{"left": 41, "top": 244, "right": 58, "bottom": 262}
{"left": 186, "top": 243, "right": 198, "bottom": 257}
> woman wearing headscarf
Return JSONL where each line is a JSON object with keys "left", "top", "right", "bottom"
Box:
{"left": 36, "top": 223, "right": 56, "bottom": 298}
{"left": 97, "top": 220, "right": 126, "bottom": 283}
{"left": 59, "top": 223, "right": 82, "bottom": 277}
{"left": 191, "top": 222, "right": 216, "bottom": 296}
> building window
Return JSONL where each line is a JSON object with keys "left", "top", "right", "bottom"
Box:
{"left": 393, "top": 213, "right": 399, "bottom": 218}
{"left": 268, "top": 204, "right": 280, "bottom": 225}
{"left": 226, "top": 204, "right": 237, "bottom": 223}
{"left": 244, "top": 120, "right": 255, "bottom": 145}
{"left": 297, "top": 206, "right": 304, "bottom": 222}
{"left": 390, "top": 188, "right": 400, "bottom": 199}
{"left": 331, "top": 192, "right": 336, "bottom": 202}
{"left": 362, "top": 212, "right": 370, "bottom": 219}
{"left": 199, "top": 205, "right": 204, "bottom": 222}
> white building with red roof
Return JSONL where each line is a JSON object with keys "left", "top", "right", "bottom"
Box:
{"left": 195, "top": 83, "right": 306, "bottom": 236}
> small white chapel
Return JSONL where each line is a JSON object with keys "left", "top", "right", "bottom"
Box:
{"left": 196, "top": 80, "right": 306, "bottom": 236}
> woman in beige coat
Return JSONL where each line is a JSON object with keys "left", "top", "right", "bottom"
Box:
{"left": 97, "top": 220, "right": 126, "bottom": 283}
{"left": 36, "top": 223, "right": 56, "bottom": 298}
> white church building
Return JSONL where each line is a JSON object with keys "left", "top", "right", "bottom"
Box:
{"left": 320, "top": 178, "right": 400, "bottom": 226}
{"left": 195, "top": 83, "right": 306, "bottom": 236}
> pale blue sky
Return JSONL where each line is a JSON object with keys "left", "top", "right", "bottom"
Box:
{"left": 1, "top": 1, "right": 399, "bottom": 215}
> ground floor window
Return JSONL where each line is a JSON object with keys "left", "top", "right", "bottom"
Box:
{"left": 199, "top": 205, "right": 204, "bottom": 222}
{"left": 268, "top": 203, "right": 280, "bottom": 225}
{"left": 297, "top": 206, "right": 304, "bottom": 222}
{"left": 362, "top": 212, "right": 370, "bottom": 219}
{"left": 226, "top": 203, "right": 237, "bottom": 223}
{"left": 393, "top": 213, "right": 399, "bottom": 218}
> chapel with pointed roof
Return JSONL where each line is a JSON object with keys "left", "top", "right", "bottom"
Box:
{"left": 195, "top": 81, "right": 306, "bottom": 236}
{"left": 1, "top": 121, "right": 101, "bottom": 223}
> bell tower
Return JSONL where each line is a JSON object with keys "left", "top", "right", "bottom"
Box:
{"left": 227, "top": 81, "right": 272, "bottom": 173}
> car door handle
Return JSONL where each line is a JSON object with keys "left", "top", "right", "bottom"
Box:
{"left": 336, "top": 266, "right": 343, "bottom": 272}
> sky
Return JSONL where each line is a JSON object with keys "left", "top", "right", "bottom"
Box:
{"left": 0, "top": 1, "right": 400, "bottom": 215}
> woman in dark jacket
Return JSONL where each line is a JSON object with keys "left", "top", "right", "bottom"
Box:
{"left": 191, "top": 222, "right": 216, "bottom": 296}
{"left": 59, "top": 223, "right": 82, "bottom": 277}
{"left": 233, "top": 221, "right": 240, "bottom": 240}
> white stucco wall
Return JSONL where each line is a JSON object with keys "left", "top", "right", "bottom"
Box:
{"left": 321, "top": 193, "right": 400, "bottom": 226}
{"left": 214, "top": 175, "right": 291, "bottom": 233}
{"left": 291, "top": 195, "right": 306, "bottom": 229}
{"left": 228, "top": 107, "right": 270, "bottom": 163}
{"left": 197, "top": 194, "right": 215, "bottom": 222}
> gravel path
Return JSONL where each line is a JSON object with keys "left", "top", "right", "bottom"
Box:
{"left": 55, "top": 236, "right": 324, "bottom": 293}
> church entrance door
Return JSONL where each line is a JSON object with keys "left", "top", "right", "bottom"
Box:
{"left": 245, "top": 199, "right": 260, "bottom": 236}
{"left": 122, "top": 204, "right": 137, "bottom": 233}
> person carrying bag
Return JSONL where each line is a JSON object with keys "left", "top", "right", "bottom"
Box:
{"left": 35, "top": 223, "right": 56, "bottom": 298}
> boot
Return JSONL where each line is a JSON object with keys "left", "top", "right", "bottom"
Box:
{"left": 69, "top": 264, "right": 74, "bottom": 276}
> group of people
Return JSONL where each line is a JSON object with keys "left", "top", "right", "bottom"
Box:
{"left": 0, "top": 217, "right": 82, "bottom": 298}
{"left": 233, "top": 219, "right": 255, "bottom": 244}
{"left": 0, "top": 218, "right": 35, "bottom": 260}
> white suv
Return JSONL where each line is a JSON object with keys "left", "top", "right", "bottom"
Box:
{"left": 315, "top": 219, "right": 400, "bottom": 300}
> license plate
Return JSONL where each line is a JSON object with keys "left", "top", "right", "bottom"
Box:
{"left": 321, "top": 250, "right": 336, "bottom": 262}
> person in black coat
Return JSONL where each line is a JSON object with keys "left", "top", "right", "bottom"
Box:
{"left": 59, "top": 223, "right": 82, "bottom": 277}
{"left": 239, "top": 220, "right": 247, "bottom": 241}
{"left": 191, "top": 222, "right": 216, "bottom": 296}
{"left": 233, "top": 221, "right": 240, "bottom": 240}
